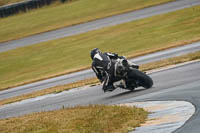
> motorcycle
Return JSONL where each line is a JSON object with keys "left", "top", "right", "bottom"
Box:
{"left": 112, "top": 58, "right": 153, "bottom": 91}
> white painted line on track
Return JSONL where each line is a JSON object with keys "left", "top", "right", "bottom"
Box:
{"left": 121, "top": 101, "right": 195, "bottom": 133}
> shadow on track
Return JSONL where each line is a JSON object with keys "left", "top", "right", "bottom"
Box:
{"left": 106, "top": 88, "right": 146, "bottom": 100}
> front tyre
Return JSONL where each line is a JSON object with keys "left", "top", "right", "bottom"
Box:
{"left": 129, "top": 69, "right": 153, "bottom": 89}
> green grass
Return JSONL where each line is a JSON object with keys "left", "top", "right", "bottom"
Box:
{"left": 0, "top": 0, "right": 174, "bottom": 43}
{"left": 0, "top": 105, "right": 148, "bottom": 133}
{"left": 0, "top": 5, "right": 200, "bottom": 90}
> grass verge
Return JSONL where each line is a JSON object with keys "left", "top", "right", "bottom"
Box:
{"left": 0, "top": 105, "right": 148, "bottom": 133}
{"left": 0, "top": 0, "right": 174, "bottom": 43}
{"left": 0, "top": 5, "right": 200, "bottom": 91}
{"left": 1, "top": 51, "right": 200, "bottom": 106}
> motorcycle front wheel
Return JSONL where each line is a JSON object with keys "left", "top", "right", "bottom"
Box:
{"left": 128, "top": 69, "right": 153, "bottom": 89}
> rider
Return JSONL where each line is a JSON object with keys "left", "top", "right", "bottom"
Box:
{"left": 90, "top": 48, "right": 139, "bottom": 92}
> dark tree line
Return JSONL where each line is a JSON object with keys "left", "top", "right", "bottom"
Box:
{"left": 0, "top": 0, "right": 68, "bottom": 18}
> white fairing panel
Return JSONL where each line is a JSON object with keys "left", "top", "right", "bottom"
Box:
{"left": 94, "top": 53, "right": 103, "bottom": 61}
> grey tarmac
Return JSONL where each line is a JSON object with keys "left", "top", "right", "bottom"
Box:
{"left": 0, "top": 0, "right": 200, "bottom": 53}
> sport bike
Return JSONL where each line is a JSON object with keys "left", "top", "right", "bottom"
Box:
{"left": 112, "top": 58, "right": 153, "bottom": 91}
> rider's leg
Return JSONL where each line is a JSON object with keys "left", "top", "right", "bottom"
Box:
{"left": 102, "top": 66, "right": 116, "bottom": 92}
{"left": 102, "top": 77, "right": 115, "bottom": 92}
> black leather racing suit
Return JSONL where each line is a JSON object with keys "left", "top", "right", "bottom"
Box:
{"left": 91, "top": 52, "right": 118, "bottom": 91}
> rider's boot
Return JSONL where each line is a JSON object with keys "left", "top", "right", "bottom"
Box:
{"left": 113, "top": 79, "right": 126, "bottom": 89}
{"left": 103, "top": 83, "right": 116, "bottom": 92}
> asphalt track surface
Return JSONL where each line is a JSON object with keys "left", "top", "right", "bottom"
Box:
{"left": 0, "top": 61, "right": 200, "bottom": 133}
{"left": 0, "top": 42, "right": 200, "bottom": 100}
{"left": 0, "top": 0, "right": 200, "bottom": 53}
